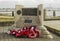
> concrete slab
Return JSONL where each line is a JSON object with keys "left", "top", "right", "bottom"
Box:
{"left": 44, "top": 20, "right": 60, "bottom": 35}
{"left": 44, "top": 20, "right": 60, "bottom": 31}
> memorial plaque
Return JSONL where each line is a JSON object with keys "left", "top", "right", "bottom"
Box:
{"left": 22, "top": 8, "right": 37, "bottom": 16}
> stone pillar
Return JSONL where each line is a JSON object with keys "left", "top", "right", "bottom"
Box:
{"left": 38, "top": 4, "right": 53, "bottom": 39}
{"left": 12, "top": 11, "right": 14, "bottom": 16}
{"left": 37, "top": 4, "right": 44, "bottom": 28}
{"left": 53, "top": 10, "right": 55, "bottom": 16}
{"left": 14, "top": 5, "right": 24, "bottom": 28}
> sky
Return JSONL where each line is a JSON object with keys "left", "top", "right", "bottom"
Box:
{"left": 0, "top": 0, "right": 60, "bottom": 8}
{"left": 0, "top": 0, "right": 60, "bottom": 16}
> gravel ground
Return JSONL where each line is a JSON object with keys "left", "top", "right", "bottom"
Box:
{"left": 0, "top": 26, "right": 59, "bottom": 41}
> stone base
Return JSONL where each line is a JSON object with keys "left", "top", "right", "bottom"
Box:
{"left": 38, "top": 26, "right": 53, "bottom": 39}
{"left": 11, "top": 24, "right": 53, "bottom": 39}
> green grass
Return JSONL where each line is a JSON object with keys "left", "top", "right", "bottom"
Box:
{"left": 0, "top": 16, "right": 14, "bottom": 22}
{"left": 45, "top": 16, "right": 60, "bottom": 20}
